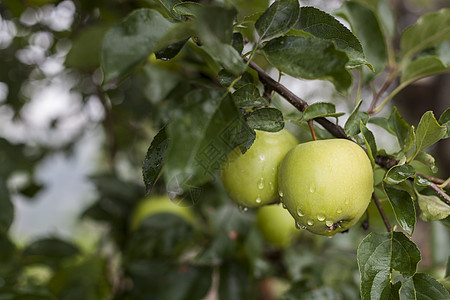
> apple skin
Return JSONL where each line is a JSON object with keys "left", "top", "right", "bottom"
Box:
{"left": 278, "top": 139, "right": 373, "bottom": 236}
{"left": 256, "top": 203, "right": 299, "bottom": 248}
{"left": 221, "top": 129, "right": 299, "bottom": 208}
{"left": 130, "top": 195, "right": 195, "bottom": 230}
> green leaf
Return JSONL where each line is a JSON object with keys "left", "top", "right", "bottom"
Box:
{"left": 383, "top": 185, "right": 416, "bottom": 235}
{"left": 344, "top": 100, "right": 369, "bottom": 136}
{"left": 196, "top": 6, "right": 246, "bottom": 74}
{"left": 439, "top": 108, "right": 450, "bottom": 139}
{"left": 401, "top": 55, "right": 450, "bottom": 85}
{"left": 413, "top": 111, "right": 447, "bottom": 158}
{"left": 294, "top": 6, "right": 368, "bottom": 68}
{"left": 414, "top": 151, "right": 438, "bottom": 173}
{"left": 388, "top": 107, "right": 410, "bottom": 149}
{"left": 358, "top": 232, "right": 421, "bottom": 300}
{"left": 65, "top": 23, "right": 112, "bottom": 70}
{"left": 360, "top": 121, "right": 377, "bottom": 167}
{"left": 0, "top": 180, "right": 13, "bottom": 234}
{"left": 417, "top": 193, "right": 450, "bottom": 222}
{"left": 414, "top": 175, "right": 433, "bottom": 187}
{"left": 369, "top": 117, "right": 395, "bottom": 135}
{"left": 172, "top": 1, "right": 202, "bottom": 17}
{"left": 246, "top": 108, "right": 284, "bottom": 132}
{"left": 262, "top": 36, "right": 352, "bottom": 92}
{"left": 150, "top": 0, "right": 184, "bottom": 19}
{"left": 142, "top": 126, "right": 169, "bottom": 193}
{"left": 23, "top": 238, "right": 80, "bottom": 267}
{"left": 384, "top": 164, "right": 416, "bottom": 185}
{"left": 335, "top": 1, "right": 387, "bottom": 82}
{"left": 218, "top": 70, "right": 255, "bottom": 89}
{"left": 101, "top": 9, "right": 175, "bottom": 83}
{"left": 255, "top": 0, "right": 300, "bottom": 41}
{"left": 165, "top": 89, "right": 255, "bottom": 190}
{"left": 232, "top": 32, "right": 244, "bottom": 54}
{"left": 232, "top": 84, "right": 268, "bottom": 108}
{"left": 401, "top": 8, "right": 450, "bottom": 59}
{"left": 400, "top": 273, "right": 450, "bottom": 300}
{"left": 302, "top": 102, "right": 345, "bottom": 121}
{"left": 403, "top": 126, "right": 416, "bottom": 154}
{"left": 219, "top": 262, "right": 255, "bottom": 300}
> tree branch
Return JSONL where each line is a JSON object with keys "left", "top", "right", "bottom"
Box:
{"left": 416, "top": 172, "right": 450, "bottom": 190}
{"left": 372, "top": 193, "right": 392, "bottom": 232}
{"left": 428, "top": 182, "right": 450, "bottom": 205}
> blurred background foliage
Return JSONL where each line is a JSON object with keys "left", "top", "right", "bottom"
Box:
{"left": 0, "top": 0, "right": 449, "bottom": 299}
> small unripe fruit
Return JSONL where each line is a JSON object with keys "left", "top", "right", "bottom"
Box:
{"left": 278, "top": 139, "right": 373, "bottom": 236}
{"left": 221, "top": 129, "right": 299, "bottom": 208}
{"left": 130, "top": 195, "right": 195, "bottom": 230}
{"left": 256, "top": 203, "right": 299, "bottom": 248}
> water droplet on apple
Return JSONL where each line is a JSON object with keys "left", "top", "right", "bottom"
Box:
{"left": 295, "top": 222, "right": 300, "bottom": 229}
{"left": 282, "top": 203, "right": 287, "bottom": 209}
{"left": 257, "top": 177, "right": 264, "bottom": 190}
{"left": 301, "top": 225, "right": 307, "bottom": 229}
{"left": 255, "top": 195, "right": 262, "bottom": 204}
{"left": 336, "top": 209, "right": 342, "bottom": 214}
{"left": 268, "top": 181, "right": 274, "bottom": 191}
{"left": 317, "top": 214, "right": 325, "bottom": 221}
{"left": 239, "top": 205, "right": 248, "bottom": 212}
{"left": 259, "top": 154, "right": 266, "bottom": 161}
{"left": 278, "top": 190, "right": 284, "bottom": 197}
{"left": 297, "top": 208, "right": 304, "bottom": 217}
{"left": 344, "top": 199, "right": 349, "bottom": 205}
{"left": 307, "top": 220, "right": 314, "bottom": 226}
{"left": 325, "top": 220, "right": 334, "bottom": 227}
{"left": 309, "top": 183, "right": 315, "bottom": 193}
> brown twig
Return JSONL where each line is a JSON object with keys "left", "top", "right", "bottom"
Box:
{"left": 367, "top": 67, "right": 397, "bottom": 115}
{"left": 372, "top": 193, "right": 392, "bottom": 232}
{"left": 416, "top": 172, "right": 450, "bottom": 190}
{"left": 307, "top": 120, "right": 317, "bottom": 141}
{"left": 428, "top": 182, "right": 450, "bottom": 205}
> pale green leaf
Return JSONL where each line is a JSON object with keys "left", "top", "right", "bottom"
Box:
{"left": 418, "top": 193, "right": 450, "bottom": 222}
{"left": 302, "top": 102, "right": 344, "bottom": 121}
{"left": 439, "top": 108, "right": 450, "bottom": 139}
{"left": 414, "top": 111, "right": 447, "bottom": 157}
{"left": 401, "top": 55, "right": 450, "bottom": 84}
{"left": 344, "top": 100, "right": 369, "bottom": 136}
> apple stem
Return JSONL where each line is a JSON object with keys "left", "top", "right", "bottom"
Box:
{"left": 372, "top": 193, "right": 392, "bottom": 232}
{"left": 307, "top": 120, "right": 317, "bottom": 141}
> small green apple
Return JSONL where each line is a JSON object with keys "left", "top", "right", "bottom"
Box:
{"left": 130, "top": 195, "right": 195, "bottom": 230}
{"left": 221, "top": 129, "right": 299, "bottom": 208}
{"left": 256, "top": 203, "right": 299, "bottom": 248}
{"left": 278, "top": 139, "right": 373, "bottom": 236}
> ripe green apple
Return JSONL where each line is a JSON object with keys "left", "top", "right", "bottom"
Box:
{"left": 256, "top": 203, "right": 299, "bottom": 248}
{"left": 130, "top": 195, "right": 195, "bottom": 230}
{"left": 221, "top": 129, "right": 299, "bottom": 208}
{"left": 278, "top": 139, "right": 373, "bottom": 236}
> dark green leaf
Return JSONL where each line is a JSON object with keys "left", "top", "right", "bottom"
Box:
{"left": 155, "top": 38, "right": 188, "bottom": 60}
{"left": 294, "top": 6, "right": 368, "bottom": 68}
{"left": 399, "top": 273, "right": 450, "bottom": 300}
{"left": 401, "top": 55, "right": 450, "bottom": 85}
{"left": 140, "top": 64, "right": 182, "bottom": 104}
{"left": 303, "top": 102, "right": 344, "bottom": 121}
{"left": 255, "top": 0, "right": 300, "bottom": 40}
{"left": 388, "top": 107, "right": 410, "bottom": 149}
{"left": 232, "top": 32, "right": 244, "bottom": 54}
{"left": 336, "top": 1, "right": 387, "bottom": 82}
{"left": 219, "top": 262, "right": 255, "bottom": 300}
{"left": 165, "top": 89, "right": 255, "bottom": 190}
{"left": 262, "top": 36, "right": 352, "bottom": 92}
{"left": 0, "top": 180, "right": 13, "bottom": 234}
{"left": 142, "top": 126, "right": 169, "bottom": 193}
{"left": 413, "top": 175, "right": 432, "bottom": 187}
{"left": 232, "top": 84, "right": 269, "bottom": 108}
{"left": 196, "top": 6, "right": 246, "bottom": 74}
{"left": 413, "top": 111, "right": 447, "bottom": 159}
{"left": 246, "top": 107, "right": 284, "bottom": 132}
{"left": 66, "top": 23, "right": 112, "bottom": 70}
{"left": 439, "top": 108, "right": 450, "bottom": 138}
{"left": 218, "top": 70, "right": 255, "bottom": 88}
{"left": 358, "top": 232, "right": 421, "bottom": 300}
{"left": 360, "top": 122, "right": 377, "bottom": 167}
{"left": 417, "top": 193, "right": 450, "bottom": 222}
{"left": 383, "top": 185, "right": 416, "bottom": 235}
{"left": 23, "top": 238, "right": 80, "bottom": 267}
{"left": 384, "top": 164, "right": 416, "bottom": 185}
{"left": 101, "top": 9, "right": 175, "bottom": 83}
{"left": 344, "top": 100, "right": 369, "bottom": 136}
{"left": 401, "top": 8, "right": 450, "bottom": 59}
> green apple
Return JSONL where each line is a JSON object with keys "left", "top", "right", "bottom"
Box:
{"left": 278, "top": 139, "right": 373, "bottom": 236}
{"left": 221, "top": 129, "right": 299, "bottom": 208}
{"left": 130, "top": 195, "right": 195, "bottom": 230}
{"left": 256, "top": 203, "right": 299, "bottom": 248}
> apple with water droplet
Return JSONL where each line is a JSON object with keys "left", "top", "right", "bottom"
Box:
{"left": 278, "top": 139, "right": 373, "bottom": 236}
{"left": 130, "top": 195, "right": 195, "bottom": 230}
{"left": 221, "top": 129, "right": 299, "bottom": 208}
{"left": 256, "top": 203, "right": 299, "bottom": 248}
